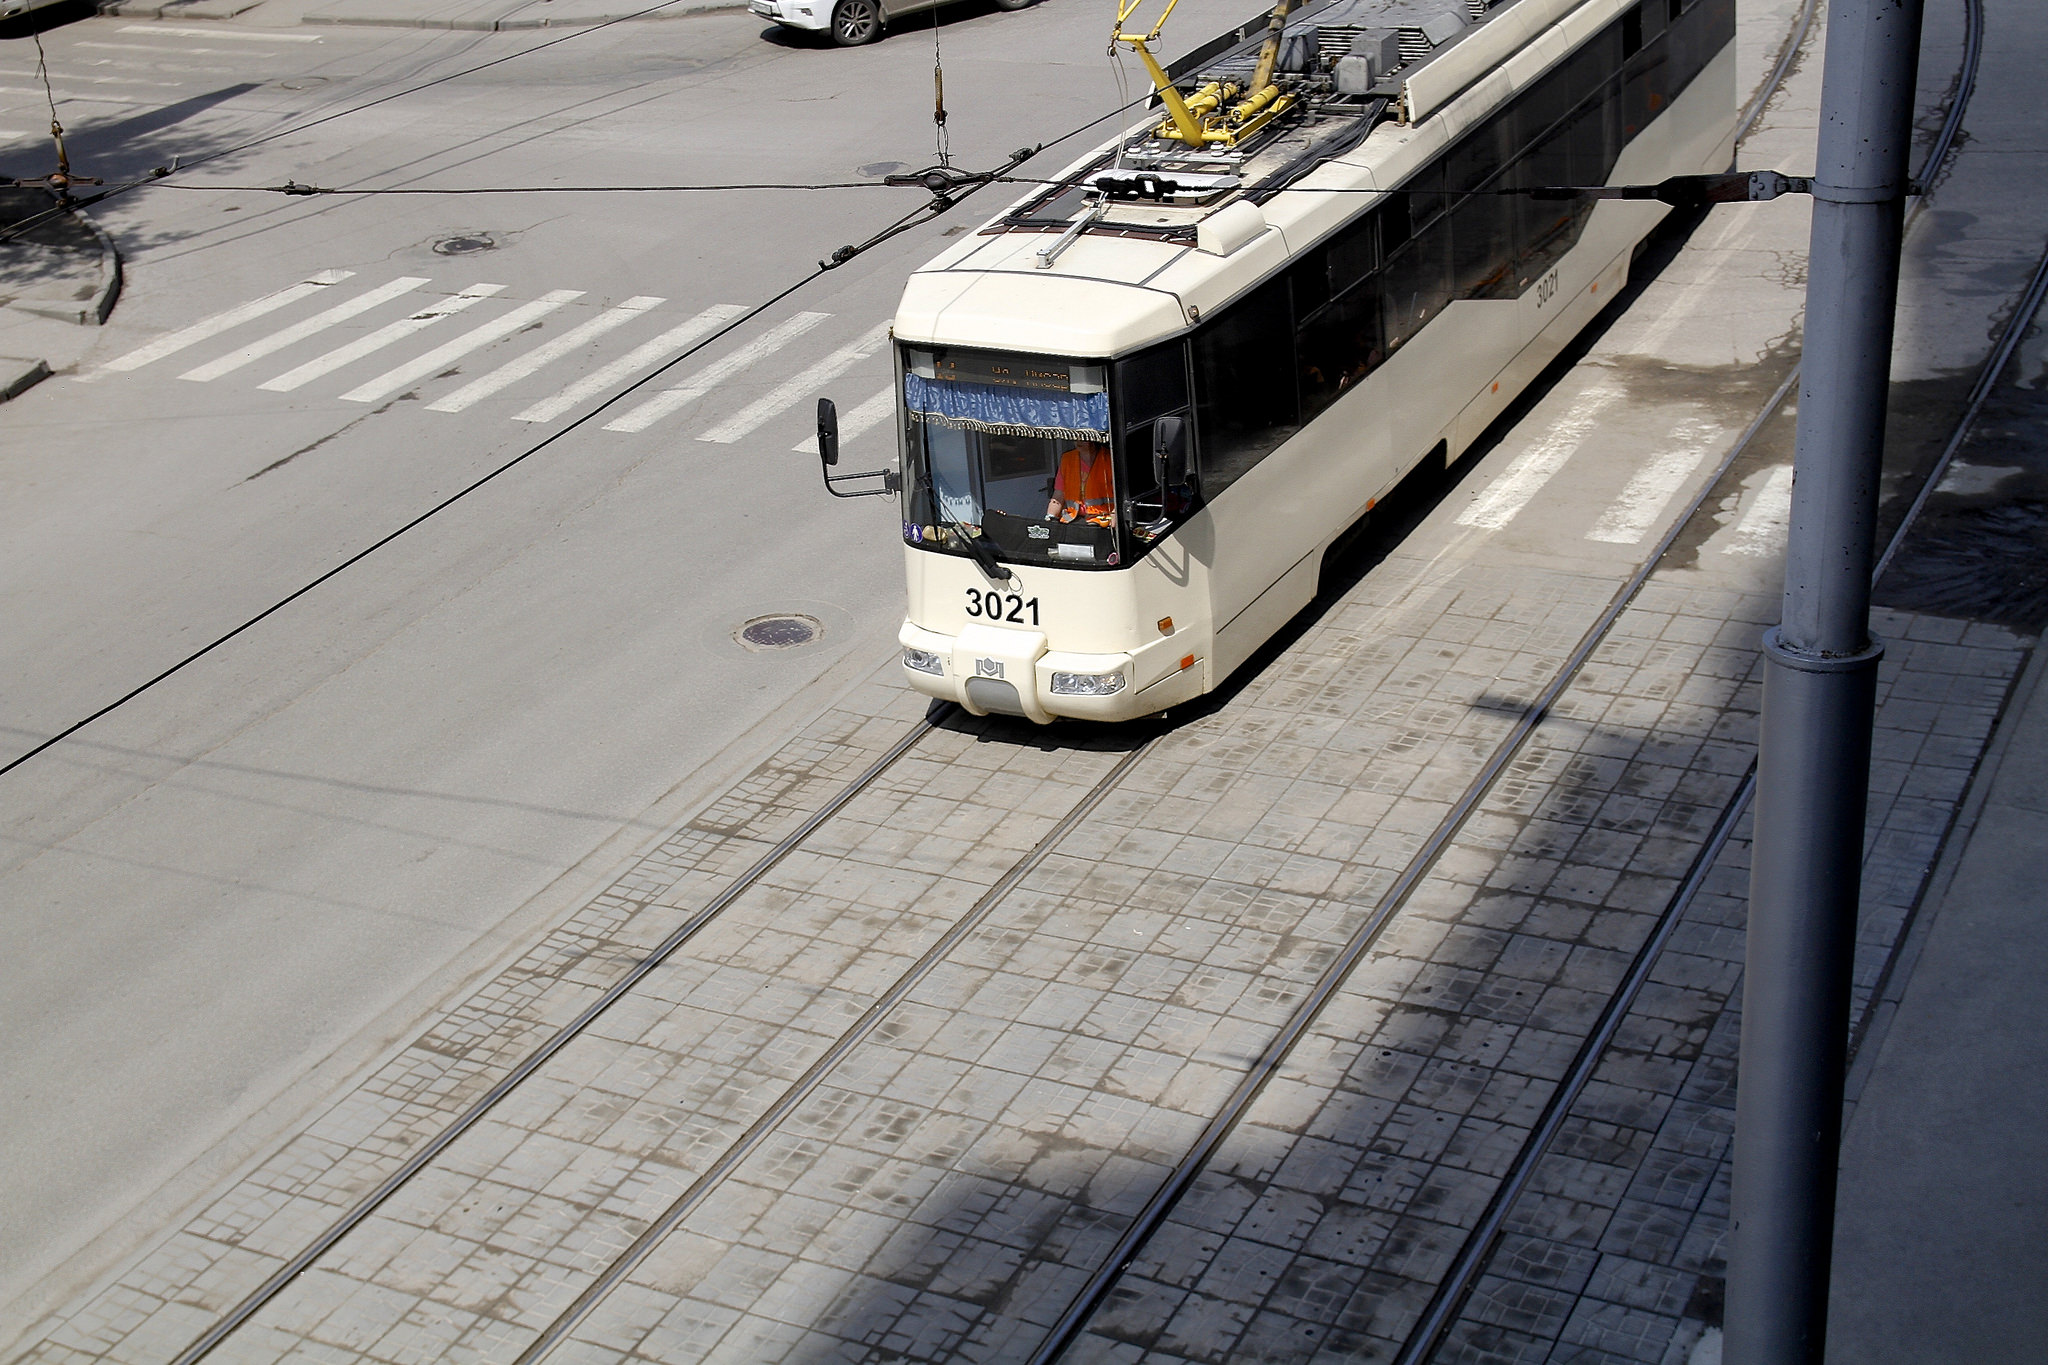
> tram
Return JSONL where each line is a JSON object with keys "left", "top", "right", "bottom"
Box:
{"left": 835, "top": 0, "right": 1734, "bottom": 723}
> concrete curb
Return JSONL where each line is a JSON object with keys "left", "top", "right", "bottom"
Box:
{"left": 0, "top": 356, "right": 51, "bottom": 401}
{"left": 77, "top": 203, "right": 122, "bottom": 327}
{"left": 0, "top": 193, "right": 122, "bottom": 329}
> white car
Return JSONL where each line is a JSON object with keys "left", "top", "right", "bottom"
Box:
{"left": 751, "top": 0, "right": 1032, "bottom": 46}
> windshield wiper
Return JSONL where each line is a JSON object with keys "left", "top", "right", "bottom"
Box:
{"left": 945, "top": 518, "right": 1012, "bottom": 582}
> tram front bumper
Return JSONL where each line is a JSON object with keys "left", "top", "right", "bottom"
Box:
{"left": 899, "top": 622, "right": 1154, "bottom": 724}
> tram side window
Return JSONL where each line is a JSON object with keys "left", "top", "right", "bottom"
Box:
{"left": 1191, "top": 277, "right": 1298, "bottom": 501}
{"left": 1382, "top": 211, "right": 1453, "bottom": 355}
{"left": 1450, "top": 183, "right": 1517, "bottom": 300}
{"left": 1298, "top": 281, "right": 1384, "bottom": 422}
{"left": 1116, "top": 341, "right": 1197, "bottom": 541}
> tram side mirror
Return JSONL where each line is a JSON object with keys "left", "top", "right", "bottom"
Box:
{"left": 817, "top": 398, "right": 841, "bottom": 469}
{"left": 1152, "top": 414, "right": 1189, "bottom": 491}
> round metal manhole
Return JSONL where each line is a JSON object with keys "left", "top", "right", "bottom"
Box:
{"left": 433, "top": 234, "right": 497, "bottom": 256}
{"left": 274, "top": 76, "right": 330, "bottom": 91}
{"left": 736, "top": 614, "right": 822, "bottom": 651}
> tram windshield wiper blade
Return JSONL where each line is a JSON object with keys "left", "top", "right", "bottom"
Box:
{"left": 947, "top": 519, "right": 1011, "bottom": 581}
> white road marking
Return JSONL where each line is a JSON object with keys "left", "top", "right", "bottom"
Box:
{"left": 1725, "top": 463, "right": 1794, "bottom": 557}
{"left": 793, "top": 385, "right": 896, "bottom": 453}
{"left": 428, "top": 294, "right": 663, "bottom": 413}
{"left": 178, "top": 276, "right": 428, "bottom": 381}
{"left": 0, "top": 87, "right": 151, "bottom": 104}
{"left": 699, "top": 323, "right": 890, "bottom": 444}
{"left": 1456, "top": 388, "right": 1620, "bottom": 530}
{"left": 259, "top": 283, "right": 504, "bottom": 393}
{"left": 511, "top": 303, "right": 746, "bottom": 425}
{"left": 93, "top": 269, "right": 354, "bottom": 375}
{"left": 76, "top": 41, "right": 243, "bottom": 56}
{"left": 339, "top": 289, "right": 583, "bottom": 404}
{"left": 603, "top": 313, "right": 829, "bottom": 434}
{"left": 1624, "top": 211, "right": 1763, "bottom": 356}
{"left": 1585, "top": 418, "right": 1718, "bottom": 544}
{"left": 0, "top": 69, "right": 188, "bottom": 88}
{"left": 120, "top": 24, "right": 320, "bottom": 40}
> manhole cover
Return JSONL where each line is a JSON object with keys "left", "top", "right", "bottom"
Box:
{"left": 433, "top": 234, "right": 497, "bottom": 255}
{"left": 275, "top": 76, "right": 330, "bottom": 91}
{"left": 736, "top": 614, "right": 822, "bottom": 650}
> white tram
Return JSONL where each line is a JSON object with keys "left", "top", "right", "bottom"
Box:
{"left": 866, "top": 0, "right": 1734, "bottom": 722}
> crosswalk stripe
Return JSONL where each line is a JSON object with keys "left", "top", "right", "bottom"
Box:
{"left": 1457, "top": 389, "right": 1619, "bottom": 530}
{"left": 428, "top": 295, "right": 663, "bottom": 414}
{"left": 0, "top": 70, "right": 188, "bottom": 88}
{"left": 339, "top": 289, "right": 583, "bottom": 404}
{"left": 259, "top": 283, "right": 504, "bottom": 393}
{"left": 1724, "top": 464, "right": 1794, "bottom": 558}
{"left": 793, "top": 385, "right": 896, "bottom": 454}
{"left": 179, "top": 276, "right": 429, "bottom": 382}
{"left": 699, "top": 323, "right": 891, "bottom": 444}
{"left": 77, "top": 41, "right": 243, "bottom": 55}
{"left": 1585, "top": 419, "right": 1718, "bottom": 544}
{"left": 512, "top": 304, "right": 746, "bottom": 425}
{"left": 604, "top": 313, "right": 829, "bottom": 434}
{"left": 93, "top": 269, "right": 355, "bottom": 375}
{"left": 120, "top": 23, "right": 320, "bottom": 40}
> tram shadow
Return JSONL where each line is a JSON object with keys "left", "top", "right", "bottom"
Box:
{"left": 775, "top": 679, "right": 1739, "bottom": 1362}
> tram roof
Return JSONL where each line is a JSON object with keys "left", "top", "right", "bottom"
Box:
{"left": 894, "top": 0, "right": 1631, "bottom": 358}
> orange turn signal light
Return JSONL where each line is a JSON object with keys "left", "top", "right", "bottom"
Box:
{"left": 1180, "top": 654, "right": 1196, "bottom": 671}
{"left": 1157, "top": 616, "right": 1174, "bottom": 635}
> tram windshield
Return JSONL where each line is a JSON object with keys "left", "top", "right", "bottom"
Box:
{"left": 900, "top": 345, "right": 1125, "bottom": 569}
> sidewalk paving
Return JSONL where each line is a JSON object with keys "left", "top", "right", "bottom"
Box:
{"left": 1826, "top": 637, "right": 2048, "bottom": 1362}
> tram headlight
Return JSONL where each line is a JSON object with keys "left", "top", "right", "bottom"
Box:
{"left": 902, "top": 647, "right": 945, "bottom": 676}
{"left": 1049, "top": 670, "right": 1126, "bottom": 696}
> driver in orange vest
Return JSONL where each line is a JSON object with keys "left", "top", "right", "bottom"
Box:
{"left": 1046, "top": 439, "right": 1115, "bottom": 528}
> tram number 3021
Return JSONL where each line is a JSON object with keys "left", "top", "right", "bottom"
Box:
{"left": 964, "top": 589, "right": 1042, "bottom": 625}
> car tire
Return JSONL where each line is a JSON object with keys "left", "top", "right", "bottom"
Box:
{"left": 992, "top": 0, "right": 1034, "bottom": 10}
{"left": 830, "top": 0, "right": 880, "bottom": 44}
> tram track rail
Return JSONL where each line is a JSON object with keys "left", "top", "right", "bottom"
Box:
{"left": 135, "top": 4, "right": 1990, "bottom": 1363}
{"left": 1397, "top": 204, "right": 2040, "bottom": 1365}
{"left": 1025, "top": 2, "right": 1994, "bottom": 1358}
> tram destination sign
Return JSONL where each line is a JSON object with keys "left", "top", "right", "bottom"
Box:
{"left": 933, "top": 351, "right": 1074, "bottom": 392}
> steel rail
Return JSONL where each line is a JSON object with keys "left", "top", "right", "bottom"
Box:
{"left": 516, "top": 736, "right": 1161, "bottom": 1364}
{"left": 1034, "top": 1, "right": 1992, "bottom": 1354}
{"left": 1023, "top": 344, "right": 1802, "bottom": 1365}
{"left": 1401, "top": 223, "right": 2045, "bottom": 1365}
{"left": 1392, "top": 3, "right": 2001, "bottom": 1351}
{"left": 170, "top": 711, "right": 943, "bottom": 1365}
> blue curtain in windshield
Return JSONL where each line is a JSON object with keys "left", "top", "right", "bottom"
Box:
{"left": 905, "top": 373, "right": 1109, "bottom": 440}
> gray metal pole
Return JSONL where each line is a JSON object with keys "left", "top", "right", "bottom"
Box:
{"left": 1726, "top": 0, "right": 1925, "bottom": 1361}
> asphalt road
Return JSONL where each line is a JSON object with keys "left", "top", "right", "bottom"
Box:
{"left": 0, "top": 0, "right": 1261, "bottom": 1327}
{"left": 0, "top": 0, "right": 2036, "bottom": 1352}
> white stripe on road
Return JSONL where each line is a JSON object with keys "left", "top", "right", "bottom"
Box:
{"left": 77, "top": 41, "right": 244, "bottom": 56}
{"left": 428, "top": 295, "right": 663, "bottom": 413}
{"left": 340, "top": 289, "right": 583, "bottom": 404}
{"left": 604, "top": 313, "right": 829, "bottom": 434}
{"left": 513, "top": 304, "right": 746, "bottom": 424}
{"left": 1585, "top": 419, "right": 1718, "bottom": 544}
{"left": 259, "top": 283, "right": 504, "bottom": 393}
{"left": 1456, "top": 389, "right": 1620, "bottom": 530}
{"left": 1724, "top": 464, "right": 1794, "bottom": 558}
{"left": 794, "top": 385, "right": 896, "bottom": 453}
{"left": 93, "top": 269, "right": 354, "bottom": 375}
{"left": 699, "top": 323, "right": 890, "bottom": 444}
{"left": 179, "top": 276, "right": 428, "bottom": 381}
{"left": 121, "top": 24, "right": 321, "bottom": 39}
{"left": 0, "top": 70, "right": 188, "bottom": 88}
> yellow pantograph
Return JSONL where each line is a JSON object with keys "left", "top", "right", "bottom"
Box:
{"left": 1110, "top": 0, "right": 1301, "bottom": 148}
